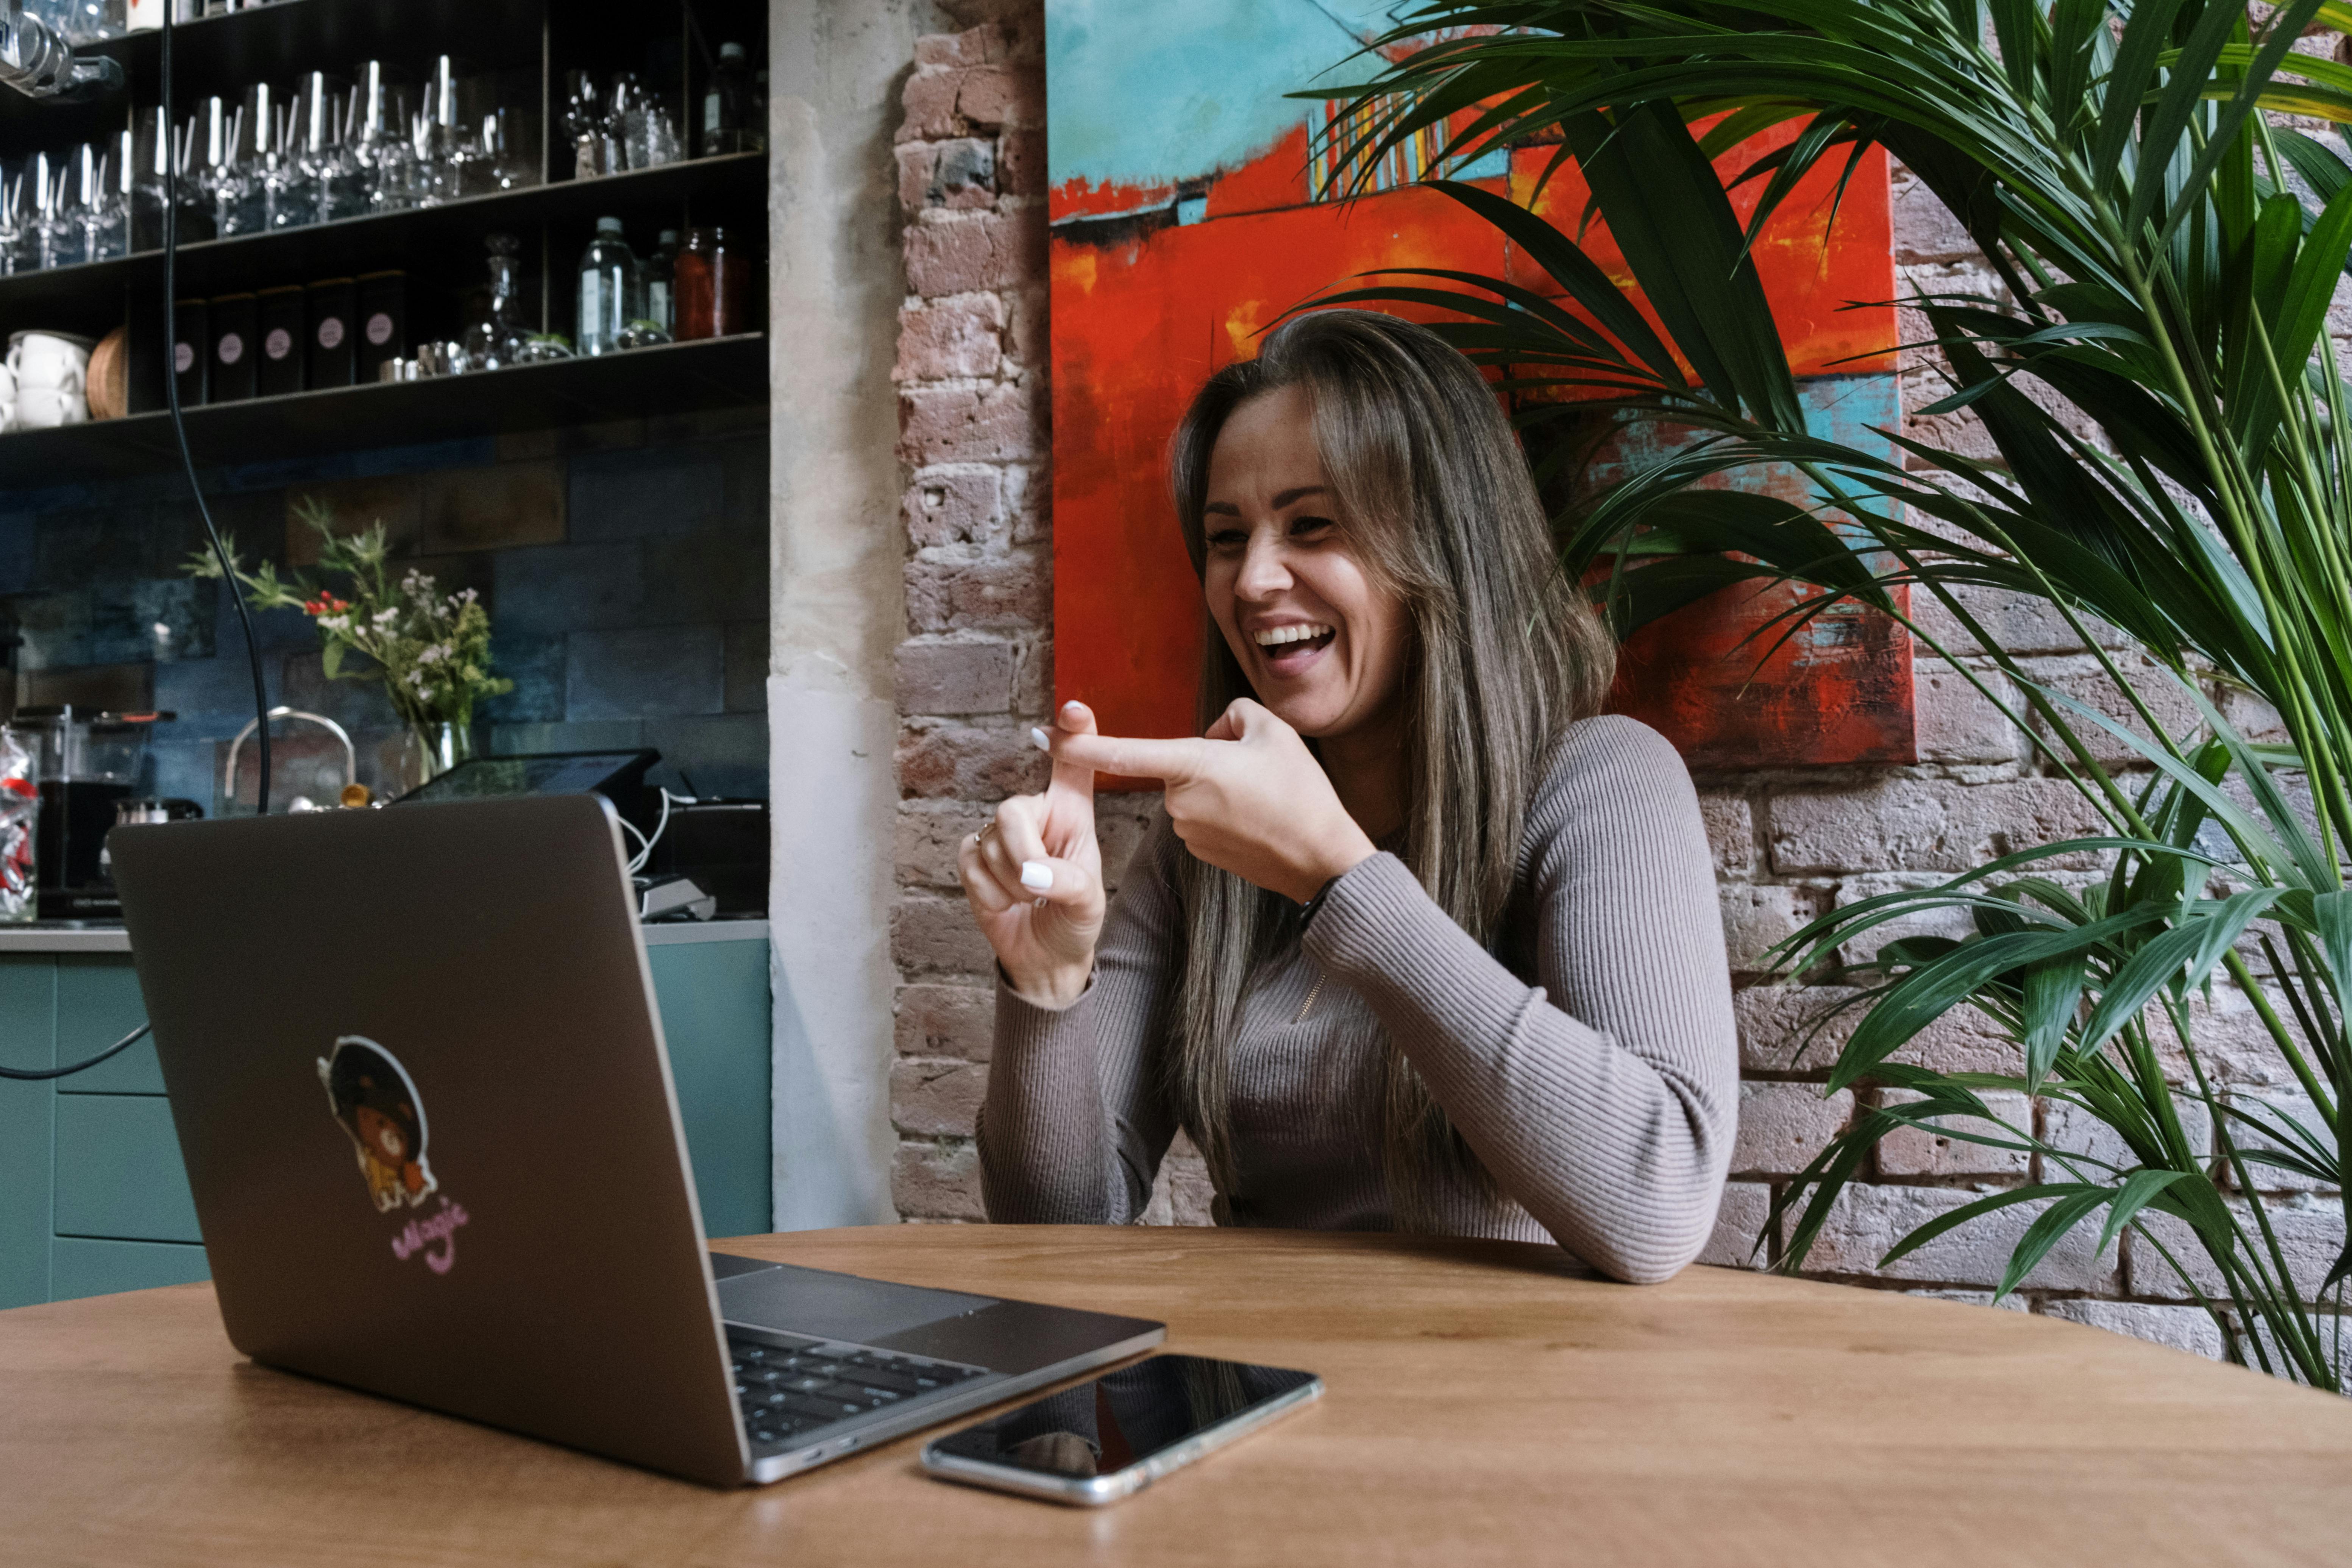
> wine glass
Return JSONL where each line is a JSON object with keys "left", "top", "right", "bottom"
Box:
{"left": 84, "top": 134, "right": 128, "bottom": 261}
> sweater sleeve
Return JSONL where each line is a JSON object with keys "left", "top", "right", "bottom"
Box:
{"left": 977, "top": 819, "right": 1185, "bottom": 1225}
{"left": 1300, "top": 715, "right": 1738, "bottom": 1283}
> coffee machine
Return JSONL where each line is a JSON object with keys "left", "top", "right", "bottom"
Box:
{"left": 16, "top": 707, "right": 176, "bottom": 920}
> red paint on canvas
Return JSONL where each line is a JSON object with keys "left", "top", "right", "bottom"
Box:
{"left": 1051, "top": 126, "right": 1913, "bottom": 777}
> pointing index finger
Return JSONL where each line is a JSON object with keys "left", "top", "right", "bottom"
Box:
{"left": 1045, "top": 729, "right": 1215, "bottom": 784}
{"left": 1038, "top": 699, "right": 1100, "bottom": 805}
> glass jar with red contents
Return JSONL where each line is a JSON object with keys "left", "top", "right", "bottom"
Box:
{"left": 674, "top": 226, "right": 751, "bottom": 340}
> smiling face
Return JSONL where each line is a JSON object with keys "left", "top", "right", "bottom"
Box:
{"left": 1201, "top": 385, "right": 1410, "bottom": 741}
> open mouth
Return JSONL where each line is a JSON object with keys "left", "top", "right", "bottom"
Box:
{"left": 1253, "top": 622, "right": 1336, "bottom": 672}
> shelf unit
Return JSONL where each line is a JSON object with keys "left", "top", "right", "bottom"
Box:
{"left": 0, "top": 0, "right": 769, "bottom": 482}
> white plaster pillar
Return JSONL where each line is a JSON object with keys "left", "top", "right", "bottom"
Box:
{"left": 765, "top": 0, "right": 943, "bottom": 1229}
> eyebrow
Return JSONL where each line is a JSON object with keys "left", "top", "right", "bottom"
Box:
{"left": 1202, "top": 485, "right": 1329, "bottom": 518}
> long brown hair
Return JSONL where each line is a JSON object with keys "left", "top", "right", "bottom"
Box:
{"left": 1164, "top": 309, "right": 1617, "bottom": 1220}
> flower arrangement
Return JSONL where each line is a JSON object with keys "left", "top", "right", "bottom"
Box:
{"left": 186, "top": 498, "right": 513, "bottom": 755}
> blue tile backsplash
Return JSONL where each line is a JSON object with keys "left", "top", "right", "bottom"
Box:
{"left": 0, "top": 410, "right": 769, "bottom": 814}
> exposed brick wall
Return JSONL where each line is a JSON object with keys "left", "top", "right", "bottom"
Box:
{"left": 885, "top": 15, "right": 2340, "bottom": 1352}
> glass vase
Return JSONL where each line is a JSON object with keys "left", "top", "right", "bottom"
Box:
{"left": 399, "top": 719, "right": 475, "bottom": 795}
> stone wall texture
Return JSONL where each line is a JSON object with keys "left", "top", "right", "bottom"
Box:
{"left": 886, "top": 12, "right": 2340, "bottom": 1356}
{"left": 2, "top": 412, "right": 769, "bottom": 811}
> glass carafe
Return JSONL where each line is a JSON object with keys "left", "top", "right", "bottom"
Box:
{"left": 464, "top": 232, "right": 531, "bottom": 370}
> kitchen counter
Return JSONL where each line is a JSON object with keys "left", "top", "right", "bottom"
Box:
{"left": 0, "top": 917, "right": 770, "bottom": 954}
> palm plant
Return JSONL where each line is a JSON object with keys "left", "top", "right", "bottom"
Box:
{"left": 1309, "top": 0, "right": 2352, "bottom": 1384}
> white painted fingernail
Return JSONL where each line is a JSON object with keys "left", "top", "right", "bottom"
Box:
{"left": 1020, "top": 860, "right": 1053, "bottom": 891}
{"left": 1030, "top": 726, "right": 1051, "bottom": 751}
{"left": 1062, "top": 699, "right": 1084, "bottom": 715}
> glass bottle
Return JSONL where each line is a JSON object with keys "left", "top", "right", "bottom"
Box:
{"left": 701, "top": 41, "right": 757, "bottom": 157}
{"left": 464, "top": 232, "right": 531, "bottom": 371}
{"left": 637, "top": 101, "right": 681, "bottom": 169}
{"left": 674, "top": 226, "right": 750, "bottom": 340}
{"left": 560, "top": 70, "right": 603, "bottom": 179}
{"left": 575, "top": 216, "right": 636, "bottom": 357}
{"left": 601, "top": 73, "right": 639, "bottom": 176}
{"left": 643, "top": 229, "right": 678, "bottom": 336}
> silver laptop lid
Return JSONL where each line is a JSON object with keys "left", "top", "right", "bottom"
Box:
{"left": 111, "top": 795, "right": 749, "bottom": 1487}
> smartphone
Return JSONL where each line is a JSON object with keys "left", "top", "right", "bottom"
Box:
{"left": 919, "top": 1353, "right": 1321, "bottom": 1506}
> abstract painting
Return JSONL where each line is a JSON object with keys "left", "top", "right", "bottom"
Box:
{"left": 1046, "top": 1, "right": 1914, "bottom": 772}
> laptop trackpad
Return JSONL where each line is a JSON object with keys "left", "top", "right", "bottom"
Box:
{"left": 712, "top": 1257, "right": 994, "bottom": 1343}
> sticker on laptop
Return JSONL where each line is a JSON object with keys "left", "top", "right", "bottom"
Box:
{"left": 318, "top": 1034, "right": 470, "bottom": 1274}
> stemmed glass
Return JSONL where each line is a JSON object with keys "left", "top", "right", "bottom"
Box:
{"left": 415, "top": 57, "right": 474, "bottom": 207}
{"left": 355, "top": 62, "right": 419, "bottom": 214}
{"left": 246, "top": 83, "right": 312, "bottom": 232}
{"left": 0, "top": 170, "right": 32, "bottom": 275}
{"left": 198, "top": 97, "right": 262, "bottom": 239}
{"left": 295, "top": 73, "right": 365, "bottom": 223}
{"left": 84, "top": 134, "right": 128, "bottom": 261}
{"left": 129, "top": 107, "right": 170, "bottom": 253}
{"left": 36, "top": 151, "right": 87, "bottom": 270}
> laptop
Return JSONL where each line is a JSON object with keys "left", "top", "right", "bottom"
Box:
{"left": 109, "top": 794, "right": 1163, "bottom": 1488}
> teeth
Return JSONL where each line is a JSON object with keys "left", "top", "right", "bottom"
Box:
{"left": 1252, "top": 623, "right": 1332, "bottom": 648}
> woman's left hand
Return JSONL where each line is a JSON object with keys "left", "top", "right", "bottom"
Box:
{"left": 1041, "top": 698, "right": 1377, "bottom": 902}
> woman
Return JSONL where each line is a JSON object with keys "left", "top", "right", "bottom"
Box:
{"left": 958, "top": 310, "right": 1736, "bottom": 1284}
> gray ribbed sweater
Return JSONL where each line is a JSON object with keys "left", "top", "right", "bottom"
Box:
{"left": 976, "top": 714, "right": 1739, "bottom": 1284}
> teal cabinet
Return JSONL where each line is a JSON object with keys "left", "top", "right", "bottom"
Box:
{"left": 0, "top": 925, "right": 772, "bottom": 1308}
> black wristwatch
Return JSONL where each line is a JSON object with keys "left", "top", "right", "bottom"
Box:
{"left": 1297, "top": 872, "right": 1344, "bottom": 933}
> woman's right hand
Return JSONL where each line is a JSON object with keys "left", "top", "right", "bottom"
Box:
{"left": 958, "top": 699, "right": 1107, "bottom": 1008}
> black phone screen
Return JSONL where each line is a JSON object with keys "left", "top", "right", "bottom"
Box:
{"left": 927, "top": 1354, "right": 1316, "bottom": 1479}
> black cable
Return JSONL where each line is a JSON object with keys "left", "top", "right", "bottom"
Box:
{"left": 161, "top": 9, "right": 269, "bottom": 815}
{"left": 0, "top": 1021, "right": 150, "bottom": 1080}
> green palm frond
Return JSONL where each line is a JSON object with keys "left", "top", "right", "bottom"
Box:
{"left": 1309, "top": 0, "right": 2352, "bottom": 1384}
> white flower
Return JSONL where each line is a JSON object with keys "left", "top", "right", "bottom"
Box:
{"left": 373, "top": 608, "right": 399, "bottom": 629}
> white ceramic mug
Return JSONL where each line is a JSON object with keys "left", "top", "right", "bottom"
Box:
{"left": 15, "top": 385, "right": 88, "bottom": 429}
{"left": 6, "top": 331, "right": 92, "bottom": 394}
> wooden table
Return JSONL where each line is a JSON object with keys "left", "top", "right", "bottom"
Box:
{"left": 3, "top": 1225, "right": 2348, "bottom": 1566}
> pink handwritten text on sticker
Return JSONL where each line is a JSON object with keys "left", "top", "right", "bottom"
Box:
{"left": 392, "top": 1196, "right": 471, "bottom": 1275}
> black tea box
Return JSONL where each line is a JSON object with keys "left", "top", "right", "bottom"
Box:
{"left": 257, "top": 286, "right": 305, "bottom": 398}
{"left": 356, "top": 270, "right": 407, "bottom": 382}
{"left": 208, "top": 292, "right": 257, "bottom": 403}
{"left": 307, "top": 277, "right": 358, "bottom": 389}
{"left": 172, "top": 298, "right": 208, "bottom": 407}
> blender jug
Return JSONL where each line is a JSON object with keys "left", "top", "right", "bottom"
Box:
{"left": 17, "top": 706, "right": 174, "bottom": 919}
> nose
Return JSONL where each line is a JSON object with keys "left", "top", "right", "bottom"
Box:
{"left": 1233, "top": 530, "right": 1292, "bottom": 602}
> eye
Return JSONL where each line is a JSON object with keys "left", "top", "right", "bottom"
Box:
{"left": 1205, "top": 526, "right": 1248, "bottom": 551}
{"left": 1288, "top": 513, "right": 1335, "bottom": 539}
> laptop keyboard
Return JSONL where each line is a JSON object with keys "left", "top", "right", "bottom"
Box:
{"left": 729, "top": 1332, "right": 988, "bottom": 1448}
